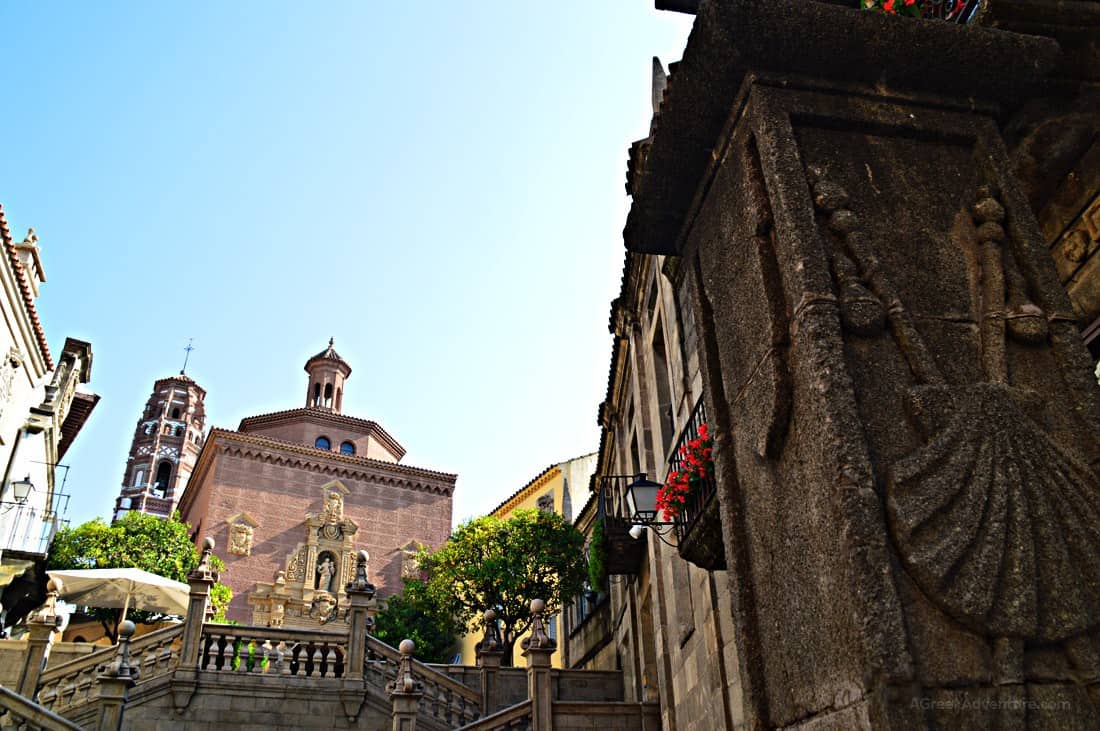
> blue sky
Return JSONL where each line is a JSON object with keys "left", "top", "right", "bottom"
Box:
{"left": 0, "top": 2, "right": 693, "bottom": 528}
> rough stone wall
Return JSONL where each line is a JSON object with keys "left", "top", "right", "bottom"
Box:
{"left": 188, "top": 438, "right": 453, "bottom": 622}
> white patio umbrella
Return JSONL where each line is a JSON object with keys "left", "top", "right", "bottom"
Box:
{"left": 46, "top": 568, "right": 189, "bottom": 623}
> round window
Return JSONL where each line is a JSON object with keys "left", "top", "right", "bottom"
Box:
{"left": 315, "top": 436, "right": 331, "bottom": 450}
{"left": 340, "top": 441, "right": 356, "bottom": 456}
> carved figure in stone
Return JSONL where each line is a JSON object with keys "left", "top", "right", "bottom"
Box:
{"left": 316, "top": 554, "right": 336, "bottom": 592}
{"left": 309, "top": 592, "right": 338, "bottom": 625}
{"left": 323, "top": 490, "right": 343, "bottom": 522}
{"left": 400, "top": 547, "right": 420, "bottom": 580}
{"left": 228, "top": 523, "right": 253, "bottom": 556}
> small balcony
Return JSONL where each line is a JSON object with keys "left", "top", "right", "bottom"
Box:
{"left": 596, "top": 475, "right": 647, "bottom": 576}
{"left": 667, "top": 399, "right": 726, "bottom": 571}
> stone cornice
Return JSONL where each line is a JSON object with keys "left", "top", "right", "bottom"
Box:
{"left": 489, "top": 464, "right": 561, "bottom": 518}
{"left": 237, "top": 407, "right": 405, "bottom": 460}
{"left": 207, "top": 428, "right": 455, "bottom": 494}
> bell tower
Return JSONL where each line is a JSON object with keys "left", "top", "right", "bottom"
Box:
{"left": 304, "top": 338, "right": 351, "bottom": 414}
{"left": 113, "top": 371, "right": 206, "bottom": 520}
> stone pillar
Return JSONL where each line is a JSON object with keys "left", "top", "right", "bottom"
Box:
{"left": 476, "top": 608, "right": 505, "bottom": 714}
{"left": 386, "top": 639, "right": 423, "bottom": 731}
{"left": 172, "top": 537, "right": 219, "bottom": 712}
{"left": 340, "top": 550, "right": 376, "bottom": 723}
{"left": 95, "top": 620, "right": 139, "bottom": 731}
{"left": 520, "top": 600, "right": 555, "bottom": 731}
{"left": 16, "top": 578, "right": 63, "bottom": 698}
{"left": 624, "top": 2, "right": 1100, "bottom": 728}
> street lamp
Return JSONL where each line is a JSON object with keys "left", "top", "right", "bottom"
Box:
{"left": 624, "top": 474, "right": 662, "bottom": 523}
{"left": 9, "top": 475, "right": 34, "bottom": 504}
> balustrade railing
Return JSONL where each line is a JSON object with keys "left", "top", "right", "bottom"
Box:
{"left": 198, "top": 624, "right": 346, "bottom": 678}
{"left": 37, "top": 624, "right": 182, "bottom": 714}
{"left": 667, "top": 397, "right": 726, "bottom": 570}
{"left": 0, "top": 684, "right": 83, "bottom": 731}
{"left": 455, "top": 699, "right": 531, "bottom": 730}
{"left": 595, "top": 475, "right": 647, "bottom": 575}
{"left": 365, "top": 635, "right": 480, "bottom": 726}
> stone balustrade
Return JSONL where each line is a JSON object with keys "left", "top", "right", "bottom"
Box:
{"left": 36, "top": 624, "right": 181, "bottom": 715}
{"left": 198, "top": 623, "right": 346, "bottom": 678}
{"left": 0, "top": 684, "right": 83, "bottom": 731}
{"left": 366, "top": 634, "right": 481, "bottom": 726}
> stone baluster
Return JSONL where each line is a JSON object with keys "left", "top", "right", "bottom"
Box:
{"left": 476, "top": 607, "right": 505, "bottom": 714}
{"left": 386, "top": 639, "right": 424, "bottom": 731}
{"left": 17, "top": 577, "right": 64, "bottom": 699}
{"left": 171, "top": 537, "right": 219, "bottom": 712}
{"left": 95, "top": 619, "right": 140, "bottom": 731}
{"left": 340, "top": 549, "right": 376, "bottom": 722}
{"left": 521, "top": 599, "right": 556, "bottom": 731}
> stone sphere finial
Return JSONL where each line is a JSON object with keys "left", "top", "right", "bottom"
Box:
{"left": 483, "top": 608, "right": 496, "bottom": 622}
{"left": 357, "top": 549, "right": 369, "bottom": 564}
{"left": 46, "top": 577, "right": 63, "bottom": 594}
{"left": 202, "top": 536, "right": 215, "bottom": 552}
{"left": 399, "top": 639, "right": 415, "bottom": 656}
{"left": 119, "top": 620, "right": 136, "bottom": 639}
{"left": 530, "top": 598, "right": 545, "bottom": 614}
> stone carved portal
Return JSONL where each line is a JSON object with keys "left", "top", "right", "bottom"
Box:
{"left": 248, "top": 485, "right": 365, "bottom": 627}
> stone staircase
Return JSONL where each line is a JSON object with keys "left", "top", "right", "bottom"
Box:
{"left": 0, "top": 549, "right": 651, "bottom": 730}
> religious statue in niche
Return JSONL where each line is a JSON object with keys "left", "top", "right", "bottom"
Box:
{"left": 228, "top": 523, "right": 253, "bottom": 556}
{"left": 247, "top": 480, "right": 363, "bottom": 627}
{"left": 316, "top": 551, "right": 337, "bottom": 593}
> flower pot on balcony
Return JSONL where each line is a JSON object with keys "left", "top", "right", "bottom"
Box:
{"left": 676, "top": 490, "right": 726, "bottom": 571}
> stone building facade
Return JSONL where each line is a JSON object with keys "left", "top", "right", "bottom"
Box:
{"left": 112, "top": 372, "right": 206, "bottom": 520}
{"left": 566, "top": 236, "right": 743, "bottom": 730}
{"left": 606, "top": 1, "right": 1100, "bottom": 728}
{"left": 177, "top": 342, "right": 456, "bottom": 625}
{"left": 0, "top": 204, "right": 98, "bottom": 631}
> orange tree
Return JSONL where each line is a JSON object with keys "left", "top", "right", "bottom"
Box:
{"left": 418, "top": 509, "right": 586, "bottom": 665}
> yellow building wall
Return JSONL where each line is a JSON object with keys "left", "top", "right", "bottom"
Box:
{"left": 457, "top": 466, "right": 567, "bottom": 668}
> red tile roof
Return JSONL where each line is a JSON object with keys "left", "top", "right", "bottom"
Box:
{"left": 0, "top": 204, "right": 52, "bottom": 369}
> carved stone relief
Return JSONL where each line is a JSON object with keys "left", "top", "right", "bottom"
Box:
{"left": 228, "top": 523, "right": 253, "bottom": 556}
{"left": 810, "top": 168, "right": 1100, "bottom": 643}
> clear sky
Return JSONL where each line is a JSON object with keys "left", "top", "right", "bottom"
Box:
{"left": 0, "top": 2, "right": 693, "bottom": 529}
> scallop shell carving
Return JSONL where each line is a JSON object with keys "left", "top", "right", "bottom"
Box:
{"left": 886, "top": 383, "right": 1100, "bottom": 642}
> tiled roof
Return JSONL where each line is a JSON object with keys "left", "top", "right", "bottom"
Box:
{"left": 207, "top": 427, "right": 456, "bottom": 484}
{"left": 0, "top": 204, "right": 52, "bottom": 369}
{"left": 305, "top": 338, "right": 351, "bottom": 375}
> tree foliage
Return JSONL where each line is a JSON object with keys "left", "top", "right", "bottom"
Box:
{"left": 374, "top": 579, "right": 463, "bottom": 664}
{"left": 47, "top": 511, "right": 231, "bottom": 641}
{"left": 419, "top": 509, "right": 587, "bottom": 664}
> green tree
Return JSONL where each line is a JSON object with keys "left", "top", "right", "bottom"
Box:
{"left": 47, "top": 511, "right": 231, "bottom": 641}
{"left": 419, "top": 509, "right": 587, "bottom": 665}
{"left": 374, "top": 579, "right": 463, "bottom": 664}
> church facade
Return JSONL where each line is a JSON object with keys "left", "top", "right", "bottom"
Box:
{"left": 176, "top": 341, "right": 456, "bottom": 625}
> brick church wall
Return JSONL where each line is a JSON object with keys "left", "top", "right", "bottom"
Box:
{"left": 181, "top": 432, "right": 454, "bottom": 623}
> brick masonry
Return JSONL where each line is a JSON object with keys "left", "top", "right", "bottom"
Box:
{"left": 179, "top": 425, "right": 455, "bottom": 623}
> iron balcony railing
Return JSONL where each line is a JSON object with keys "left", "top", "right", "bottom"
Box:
{"left": 666, "top": 397, "right": 716, "bottom": 544}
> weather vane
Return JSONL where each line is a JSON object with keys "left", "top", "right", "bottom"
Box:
{"left": 181, "top": 338, "right": 195, "bottom": 375}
